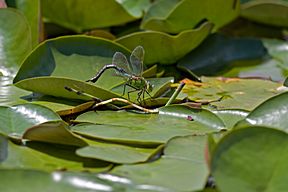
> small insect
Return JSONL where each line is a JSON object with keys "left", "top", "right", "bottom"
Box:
{"left": 86, "top": 46, "right": 153, "bottom": 103}
{"left": 187, "top": 115, "right": 194, "bottom": 121}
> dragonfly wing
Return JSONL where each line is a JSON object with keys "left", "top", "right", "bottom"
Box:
{"left": 130, "top": 46, "right": 144, "bottom": 76}
{"left": 112, "top": 52, "right": 131, "bottom": 77}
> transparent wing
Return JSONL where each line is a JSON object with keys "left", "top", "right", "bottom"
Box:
{"left": 112, "top": 52, "right": 131, "bottom": 76}
{"left": 129, "top": 46, "right": 144, "bottom": 76}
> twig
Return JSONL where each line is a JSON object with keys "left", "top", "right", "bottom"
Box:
{"left": 92, "top": 98, "right": 159, "bottom": 113}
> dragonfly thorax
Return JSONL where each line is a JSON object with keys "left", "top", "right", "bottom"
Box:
{"left": 128, "top": 76, "right": 152, "bottom": 92}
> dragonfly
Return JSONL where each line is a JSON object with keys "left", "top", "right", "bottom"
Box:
{"left": 86, "top": 46, "right": 153, "bottom": 103}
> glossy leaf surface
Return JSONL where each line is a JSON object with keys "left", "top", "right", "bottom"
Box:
{"left": 77, "top": 139, "right": 161, "bottom": 164}
{"left": 241, "top": 0, "right": 288, "bottom": 27}
{"left": 13, "top": 35, "right": 130, "bottom": 89}
{"left": 212, "top": 127, "right": 288, "bottom": 192}
{"left": 181, "top": 77, "right": 284, "bottom": 111}
{"left": 116, "top": 22, "right": 213, "bottom": 65}
{"left": 0, "top": 103, "right": 61, "bottom": 137}
{"left": 141, "top": 0, "right": 239, "bottom": 33}
{"left": 0, "top": 135, "right": 110, "bottom": 172}
{"left": 112, "top": 135, "right": 209, "bottom": 191}
{"left": 0, "top": 76, "right": 30, "bottom": 106}
{"left": 0, "top": 8, "right": 32, "bottom": 76}
{"left": 41, "top": 0, "right": 150, "bottom": 32}
{"left": 73, "top": 105, "right": 224, "bottom": 144}
{"left": 11, "top": 0, "right": 41, "bottom": 47}
{"left": 177, "top": 34, "right": 267, "bottom": 76}
{"left": 0, "top": 169, "right": 170, "bottom": 192}
{"left": 15, "top": 76, "right": 121, "bottom": 101}
{"left": 23, "top": 121, "right": 87, "bottom": 147}
{"left": 212, "top": 109, "right": 249, "bottom": 129}
{"left": 236, "top": 91, "right": 288, "bottom": 131}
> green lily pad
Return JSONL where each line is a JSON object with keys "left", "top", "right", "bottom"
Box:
{"left": 212, "top": 109, "right": 249, "bottom": 129}
{"left": 0, "top": 76, "right": 30, "bottom": 106}
{"left": 116, "top": 22, "right": 213, "bottom": 65}
{"left": 30, "top": 95, "right": 86, "bottom": 114}
{"left": 177, "top": 34, "right": 267, "bottom": 76}
{"left": 0, "top": 135, "right": 110, "bottom": 172}
{"left": 141, "top": 0, "right": 239, "bottom": 33}
{"left": 220, "top": 57, "right": 288, "bottom": 82}
{"left": 14, "top": 76, "right": 121, "bottom": 101}
{"left": 41, "top": 0, "right": 149, "bottom": 32}
{"left": 181, "top": 77, "right": 284, "bottom": 111}
{"left": 0, "top": 8, "right": 32, "bottom": 76}
{"left": 76, "top": 139, "right": 161, "bottom": 164}
{"left": 72, "top": 105, "right": 224, "bottom": 144}
{"left": 241, "top": 0, "right": 288, "bottom": 27}
{"left": 236, "top": 91, "right": 288, "bottom": 131}
{"left": 13, "top": 35, "right": 130, "bottom": 88}
{"left": 23, "top": 121, "right": 87, "bottom": 147}
{"left": 0, "top": 169, "right": 170, "bottom": 192}
{"left": 14, "top": 75, "right": 172, "bottom": 103}
{"left": 0, "top": 103, "right": 61, "bottom": 137}
{"left": 220, "top": 38, "right": 288, "bottom": 81}
{"left": 119, "top": 0, "right": 151, "bottom": 18}
{"left": 263, "top": 38, "right": 288, "bottom": 70}
{"left": 112, "top": 135, "right": 209, "bottom": 191}
{"left": 211, "top": 127, "right": 288, "bottom": 192}
{"left": 9, "top": 0, "right": 41, "bottom": 47}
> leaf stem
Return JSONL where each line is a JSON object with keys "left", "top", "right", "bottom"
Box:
{"left": 165, "top": 82, "right": 185, "bottom": 106}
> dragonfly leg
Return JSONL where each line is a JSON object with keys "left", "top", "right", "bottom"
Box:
{"left": 123, "top": 83, "right": 127, "bottom": 96}
{"left": 137, "top": 90, "right": 143, "bottom": 104}
{"left": 125, "top": 83, "right": 139, "bottom": 101}
{"left": 127, "top": 89, "right": 139, "bottom": 102}
{"left": 145, "top": 90, "right": 153, "bottom": 99}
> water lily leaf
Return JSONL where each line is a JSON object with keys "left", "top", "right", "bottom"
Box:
{"left": 211, "top": 127, "right": 288, "bottom": 192}
{"left": 0, "top": 169, "right": 170, "bottom": 192}
{"left": 76, "top": 139, "right": 161, "bottom": 164}
{"left": 14, "top": 76, "right": 171, "bottom": 103}
{"left": 72, "top": 105, "right": 224, "bottom": 145}
{"left": 263, "top": 39, "right": 288, "bottom": 70}
{"left": 220, "top": 58, "right": 288, "bottom": 82}
{"left": 119, "top": 0, "right": 151, "bottom": 18}
{"left": 41, "top": 0, "right": 148, "bottom": 32}
{"left": 112, "top": 135, "right": 209, "bottom": 191}
{"left": 0, "top": 8, "right": 32, "bottom": 76}
{"left": 116, "top": 22, "right": 213, "bottom": 65}
{"left": 0, "top": 103, "right": 61, "bottom": 137}
{"left": 0, "top": 135, "right": 110, "bottom": 172}
{"left": 241, "top": 0, "right": 288, "bottom": 27}
{"left": 220, "top": 38, "right": 288, "bottom": 81}
{"left": 141, "top": 0, "right": 239, "bottom": 33}
{"left": 14, "top": 76, "right": 121, "bottom": 101}
{"left": 0, "top": 76, "right": 30, "bottom": 106}
{"left": 9, "top": 0, "right": 41, "bottom": 47}
{"left": 13, "top": 35, "right": 130, "bottom": 89}
{"left": 181, "top": 77, "right": 284, "bottom": 111}
{"left": 23, "top": 121, "right": 87, "bottom": 147}
{"left": 30, "top": 95, "right": 86, "bottom": 114}
{"left": 236, "top": 92, "right": 288, "bottom": 131}
{"left": 212, "top": 109, "right": 249, "bottom": 129}
{"left": 177, "top": 34, "right": 267, "bottom": 76}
